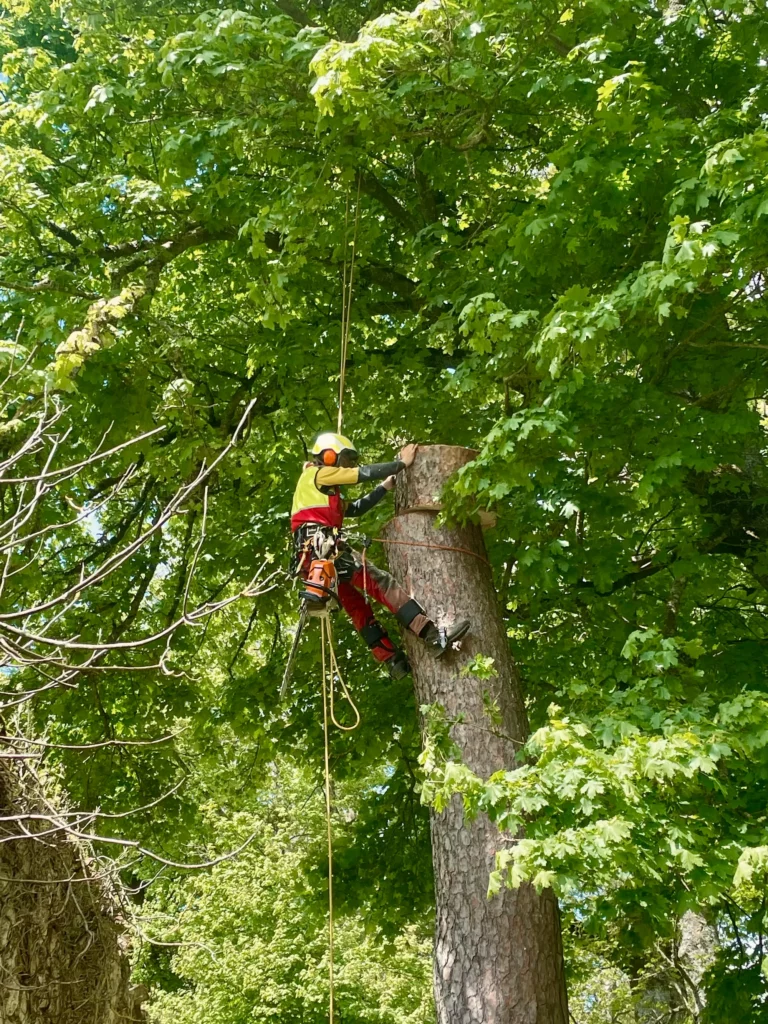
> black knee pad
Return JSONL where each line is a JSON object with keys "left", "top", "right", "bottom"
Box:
{"left": 360, "top": 621, "right": 388, "bottom": 648}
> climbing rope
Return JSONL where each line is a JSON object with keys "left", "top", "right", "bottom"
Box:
{"left": 304, "top": 173, "right": 365, "bottom": 1024}
{"left": 318, "top": 611, "right": 360, "bottom": 1023}
{"left": 321, "top": 613, "right": 361, "bottom": 733}
{"left": 319, "top": 618, "right": 335, "bottom": 1024}
{"left": 337, "top": 174, "right": 362, "bottom": 435}
{"left": 373, "top": 534, "right": 491, "bottom": 568}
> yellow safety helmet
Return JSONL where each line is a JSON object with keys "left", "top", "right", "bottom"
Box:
{"left": 311, "top": 432, "right": 358, "bottom": 467}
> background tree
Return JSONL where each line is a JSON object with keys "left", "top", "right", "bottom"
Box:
{"left": 0, "top": 751, "right": 147, "bottom": 1024}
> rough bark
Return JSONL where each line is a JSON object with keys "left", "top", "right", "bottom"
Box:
{"left": 383, "top": 444, "right": 568, "bottom": 1024}
{"left": 676, "top": 909, "right": 718, "bottom": 1011}
{"left": 0, "top": 755, "right": 146, "bottom": 1024}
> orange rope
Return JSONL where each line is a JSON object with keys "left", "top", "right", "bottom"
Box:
{"left": 372, "top": 535, "right": 491, "bottom": 568}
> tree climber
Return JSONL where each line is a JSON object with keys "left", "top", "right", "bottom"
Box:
{"left": 291, "top": 433, "right": 471, "bottom": 679}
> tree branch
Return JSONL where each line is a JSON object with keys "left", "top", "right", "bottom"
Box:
{"left": 361, "top": 264, "right": 422, "bottom": 309}
{"left": 359, "top": 171, "right": 418, "bottom": 234}
{"left": 273, "top": 0, "right": 317, "bottom": 27}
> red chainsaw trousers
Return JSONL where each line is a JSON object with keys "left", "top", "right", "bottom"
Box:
{"left": 336, "top": 554, "right": 429, "bottom": 661}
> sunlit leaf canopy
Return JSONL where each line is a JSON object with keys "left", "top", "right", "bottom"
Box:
{"left": 2, "top": 0, "right": 768, "bottom": 1016}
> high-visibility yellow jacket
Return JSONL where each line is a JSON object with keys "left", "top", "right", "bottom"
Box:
{"left": 290, "top": 460, "right": 404, "bottom": 532}
{"left": 290, "top": 465, "right": 357, "bottom": 531}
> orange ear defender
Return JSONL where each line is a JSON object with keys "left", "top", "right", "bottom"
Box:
{"left": 322, "top": 449, "right": 337, "bottom": 466}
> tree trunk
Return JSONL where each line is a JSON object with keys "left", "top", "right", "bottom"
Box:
{"left": 631, "top": 911, "right": 718, "bottom": 1022}
{"left": 0, "top": 754, "right": 146, "bottom": 1024}
{"left": 383, "top": 444, "right": 569, "bottom": 1024}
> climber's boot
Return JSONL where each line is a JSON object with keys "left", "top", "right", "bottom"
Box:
{"left": 419, "top": 619, "right": 471, "bottom": 658}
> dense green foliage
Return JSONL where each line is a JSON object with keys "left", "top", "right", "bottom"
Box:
{"left": 2, "top": 0, "right": 768, "bottom": 1018}
{"left": 140, "top": 761, "right": 434, "bottom": 1024}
